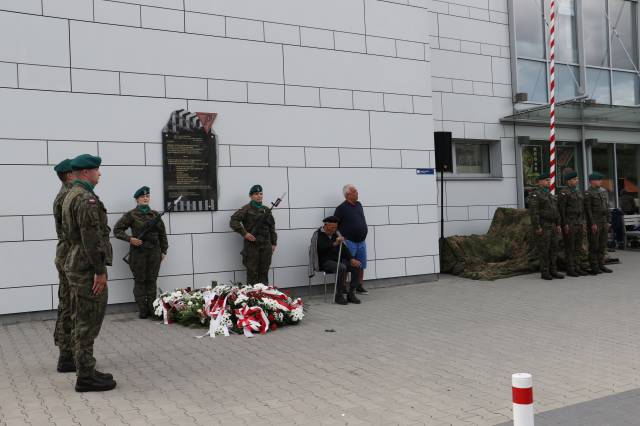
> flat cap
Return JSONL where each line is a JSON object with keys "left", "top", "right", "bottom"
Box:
{"left": 70, "top": 154, "right": 101, "bottom": 171}
{"left": 53, "top": 159, "right": 73, "bottom": 173}
{"left": 322, "top": 216, "right": 340, "bottom": 223}
{"left": 133, "top": 186, "right": 150, "bottom": 199}
{"left": 249, "top": 184, "right": 263, "bottom": 195}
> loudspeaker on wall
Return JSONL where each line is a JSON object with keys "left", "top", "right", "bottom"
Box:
{"left": 434, "top": 131, "right": 453, "bottom": 172}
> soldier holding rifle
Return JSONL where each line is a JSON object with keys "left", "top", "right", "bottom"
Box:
{"left": 114, "top": 186, "right": 170, "bottom": 318}
{"left": 230, "top": 185, "right": 281, "bottom": 285}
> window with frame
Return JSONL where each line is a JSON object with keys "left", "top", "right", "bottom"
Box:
{"left": 451, "top": 139, "right": 501, "bottom": 177}
{"left": 513, "top": 0, "right": 639, "bottom": 106}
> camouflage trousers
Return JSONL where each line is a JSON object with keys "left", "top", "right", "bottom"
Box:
{"left": 242, "top": 240, "right": 272, "bottom": 285}
{"left": 129, "top": 247, "right": 162, "bottom": 314}
{"left": 588, "top": 222, "right": 608, "bottom": 269}
{"left": 563, "top": 224, "right": 586, "bottom": 273}
{"left": 66, "top": 271, "right": 108, "bottom": 379}
{"left": 53, "top": 259, "right": 72, "bottom": 356}
{"left": 535, "top": 224, "right": 559, "bottom": 274}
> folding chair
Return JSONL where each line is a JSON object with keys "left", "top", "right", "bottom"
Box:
{"left": 308, "top": 228, "right": 338, "bottom": 302}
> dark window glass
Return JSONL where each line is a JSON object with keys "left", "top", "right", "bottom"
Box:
{"left": 586, "top": 68, "right": 611, "bottom": 104}
{"left": 557, "top": 65, "right": 580, "bottom": 100}
{"left": 515, "top": 0, "right": 545, "bottom": 59}
{"left": 557, "top": 0, "right": 578, "bottom": 63}
{"left": 609, "top": 0, "right": 638, "bottom": 70}
{"left": 584, "top": 0, "right": 610, "bottom": 67}
{"left": 518, "top": 59, "right": 548, "bottom": 102}
{"left": 612, "top": 71, "right": 639, "bottom": 105}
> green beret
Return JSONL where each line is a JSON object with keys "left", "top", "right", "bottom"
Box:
{"left": 564, "top": 171, "right": 578, "bottom": 180}
{"left": 133, "top": 186, "right": 150, "bottom": 199}
{"left": 538, "top": 172, "right": 550, "bottom": 180}
{"left": 589, "top": 172, "right": 604, "bottom": 180}
{"left": 249, "top": 184, "right": 263, "bottom": 195}
{"left": 70, "top": 154, "right": 101, "bottom": 171}
{"left": 53, "top": 159, "right": 73, "bottom": 173}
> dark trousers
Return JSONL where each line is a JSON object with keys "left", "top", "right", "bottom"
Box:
{"left": 54, "top": 260, "right": 72, "bottom": 356}
{"left": 563, "top": 224, "right": 585, "bottom": 273}
{"left": 66, "top": 271, "right": 108, "bottom": 379}
{"left": 321, "top": 260, "right": 360, "bottom": 292}
{"left": 588, "top": 222, "right": 608, "bottom": 269}
{"left": 129, "top": 247, "right": 162, "bottom": 314}
{"left": 243, "top": 241, "right": 272, "bottom": 285}
{"left": 536, "top": 225, "right": 559, "bottom": 274}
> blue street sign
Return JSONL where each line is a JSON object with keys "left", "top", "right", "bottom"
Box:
{"left": 416, "top": 168, "right": 435, "bottom": 175}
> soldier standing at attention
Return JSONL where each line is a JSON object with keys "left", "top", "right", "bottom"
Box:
{"left": 53, "top": 159, "right": 75, "bottom": 373}
{"left": 230, "top": 185, "right": 277, "bottom": 285}
{"left": 114, "top": 186, "right": 168, "bottom": 319}
{"left": 584, "top": 172, "right": 613, "bottom": 274}
{"left": 558, "top": 171, "right": 588, "bottom": 277}
{"left": 62, "top": 154, "right": 116, "bottom": 392}
{"left": 529, "top": 172, "right": 565, "bottom": 280}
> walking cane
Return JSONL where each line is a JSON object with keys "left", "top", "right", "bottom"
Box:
{"left": 331, "top": 231, "right": 344, "bottom": 303}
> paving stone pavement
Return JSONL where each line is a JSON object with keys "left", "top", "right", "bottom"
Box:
{"left": 2, "top": 251, "right": 640, "bottom": 425}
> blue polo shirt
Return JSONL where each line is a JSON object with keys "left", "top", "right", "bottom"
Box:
{"left": 334, "top": 201, "right": 368, "bottom": 243}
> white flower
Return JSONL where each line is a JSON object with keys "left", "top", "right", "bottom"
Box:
{"left": 290, "top": 306, "right": 304, "bottom": 322}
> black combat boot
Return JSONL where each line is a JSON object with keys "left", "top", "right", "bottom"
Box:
{"left": 347, "top": 291, "right": 361, "bottom": 304}
{"left": 541, "top": 273, "right": 553, "bottom": 280}
{"left": 599, "top": 265, "right": 613, "bottom": 273}
{"left": 589, "top": 268, "right": 601, "bottom": 275}
{"left": 138, "top": 311, "right": 148, "bottom": 319}
{"left": 57, "top": 353, "right": 75, "bottom": 373}
{"left": 75, "top": 375, "right": 117, "bottom": 392}
{"left": 551, "top": 271, "right": 565, "bottom": 279}
{"left": 566, "top": 269, "right": 580, "bottom": 277}
{"left": 576, "top": 268, "right": 589, "bottom": 276}
{"left": 94, "top": 370, "right": 114, "bottom": 381}
{"left": 355, "top": 285, "right": 369, "bottom": 294}
{"left": 334, "top": 293, "right": 348, "bottom": 305}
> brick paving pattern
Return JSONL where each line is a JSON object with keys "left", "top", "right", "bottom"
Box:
{"left": 1, "top": 251, "right": 640, "bottom": 425}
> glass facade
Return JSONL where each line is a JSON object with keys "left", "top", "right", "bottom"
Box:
{"left": 522, "top": 141, "right": 584, "bottom": 208}
{"left": 515, "top": 0, "right": 640, "bottom": 106}
{"left": 616, "top": 144, "right": 640, "bottom": 214}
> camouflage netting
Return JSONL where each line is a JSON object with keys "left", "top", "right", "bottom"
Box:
{"left": 441, "top": 208, "right": 540, "bottom": 280}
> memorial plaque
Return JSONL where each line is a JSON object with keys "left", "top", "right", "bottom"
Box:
{"left": 162, "top": 110, "right": 218, "bottom": 211}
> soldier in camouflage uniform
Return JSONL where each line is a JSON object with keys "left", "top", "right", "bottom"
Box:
{"left": 52, "top": 159, "right": 75, "bottom": 372}
{"left": 584, "top": 172, "right": 613, "bottom": 274}
{"left": 114, "top": 186, "right": 168, "bottom": 318}
{"left": 528, "top": 172, "right": 565, "bottom": 280}
{"left": 558, "top": 171, "right": 588, "bottom": 277}
{"left": 230, "top": 185, "right": 277, "bottom": 285}
{"left": 62, "top": 154, "right": 116, "bottom": 392}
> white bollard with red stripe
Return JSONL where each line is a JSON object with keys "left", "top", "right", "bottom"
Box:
{"left": 512, "top": 373, "right": 534, "bottom": 426}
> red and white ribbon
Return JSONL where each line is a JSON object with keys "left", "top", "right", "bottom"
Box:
{"left": 548, "top": 0, "right": 557, "bottom": 194}
{"left": 162, "top": 302, "right": 173, "bottom": 325}
{"left": 235, "top": 306, "right": 270, "bottom": 338}
{"left": 196, "top": 293, "right": 230, "bottom": 339}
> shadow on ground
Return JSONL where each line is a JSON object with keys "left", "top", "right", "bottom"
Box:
{"left": 496, "top": 388, "right": 640, "bottom": 425}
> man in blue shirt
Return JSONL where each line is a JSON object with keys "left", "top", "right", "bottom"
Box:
{"left": 334, "top": 184, "right": 368, "bottom": 294}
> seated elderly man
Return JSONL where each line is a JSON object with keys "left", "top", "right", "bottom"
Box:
{"left": 316, "top": 216, "right": 361, "bottom": 305}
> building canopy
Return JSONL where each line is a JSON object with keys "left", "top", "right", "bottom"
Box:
{"left": 501, "top": 100, "right": 640, "bottom": 130}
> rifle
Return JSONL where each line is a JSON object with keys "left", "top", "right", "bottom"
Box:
{"left": 248, "top": 192, "right": 286, "bottom": 237}
{"left": 122, "top": 195, "right": 182, "bottom": 264}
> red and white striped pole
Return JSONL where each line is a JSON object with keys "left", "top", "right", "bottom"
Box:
{"left": 512, "top": 373, "right": 534, "bottom": 426}
{"left": 548, "top": 0, "right": 557, "bottom": 194}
